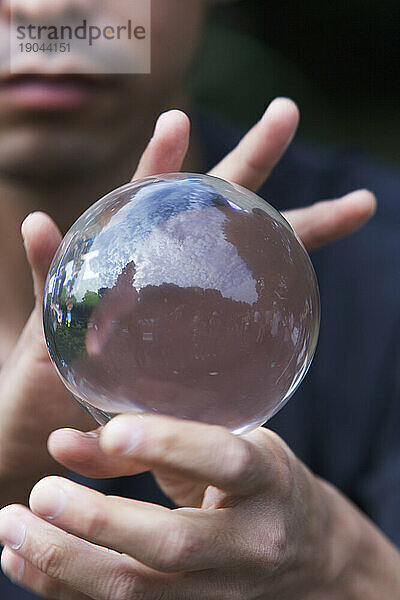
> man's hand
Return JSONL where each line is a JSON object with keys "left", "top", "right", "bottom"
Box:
{"left": 0, "top": 214, "right": 95, "bottom": 506}
{"left": 0, "top": 97, "right": 382, "bottom": 597}
{"left": 133, "top": 100, "right": 376, "bottom": 253}
{"left": 0, "top": 414, "right": 399, "bottom": 599}
{"left": 0, "top": 98, "right": 375, "bottom": 508}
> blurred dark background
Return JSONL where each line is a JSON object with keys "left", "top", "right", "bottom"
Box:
{"left": 190, "top": 0, "right": 400, "bottom": 165}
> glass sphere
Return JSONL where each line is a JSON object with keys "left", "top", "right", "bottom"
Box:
{"left": 43, "top": 173, "right": 320, "bottom": 434}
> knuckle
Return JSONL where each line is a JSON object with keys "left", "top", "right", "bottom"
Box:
{"left": 144, "top": 424, "right": 182, "bottom": 466}
{"left": 312, "top": 199, "right": 326, "bottom": 211}
{"left": 151, "top": 524, "right": 202, "bottom": 572}
{"left": 155, "top": 431, "right": 177, "bottom": 460}
{"left": 275, "top": 449, "right": 295, "bottom": 495}
{"left": 221, "top": 587, "right": 245, "bottom": 600}
{"left": 85, "top": 501, "right": 108, "bottom": 539}
{"left": 266, "top": 432, "right": 296, "bottom": 495}
{"left": 35, "top": 542, "right": 66, "bottom": 579}
{"left": 36, "top": 575, "right": 64, "bottom": 599}
{"left": 106, "top": 567, "right": 166, "bottom": 600}
{"left": 266, "top": 520, "right": 289, "bottom": 570}
{"left": 225, "top": 439, "right": 255, "bottom": 487}
{"left": 105, "top": 567, "right": 141, "bottom": 600}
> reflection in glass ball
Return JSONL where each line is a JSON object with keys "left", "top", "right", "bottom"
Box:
{"left": 43, "top": 173, "right": 320, "bottom": 434}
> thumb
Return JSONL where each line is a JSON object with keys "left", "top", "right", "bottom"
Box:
{"left": 21, "top": 212, "right": 62, "bottom": 306}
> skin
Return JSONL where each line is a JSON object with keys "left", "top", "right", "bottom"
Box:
{"left": 0, "top": 107, "right": 395, "bottom": 599}
{"left": 0, "top": 0, "right": 398, "bottom": 598}
{"left": 0, "top": 416, "right": 399, "bottom": 600}
{"left": 0, "top": 102, "right": 375, "bottom": 505}
{"left": 0, "top": 0, "right": 205, "bottom": 349}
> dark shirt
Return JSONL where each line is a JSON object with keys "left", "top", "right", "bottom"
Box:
{"left": 2, "top": 112, "right": 400, "bottom": 598}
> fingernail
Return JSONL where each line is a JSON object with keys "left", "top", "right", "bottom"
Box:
{"left": 20, "top": 213, "right": 33, "bottom": 244}
{"left": 153, "top": 111, "right": 170, "bottom": 137}
{"left": 101, "top": 416, "right": 144, "bottom": 455}
{"left": 2, "top": 547, "right": 25, "bottom": 583}
{"left": 56, "top": 428, "right": 100, "bottom": 440}
{"left": 30, "top": 483, "right": 67, "bottom": 520}
{"left": 0, "top": 511, "right": 26, "bottom": 550}
{"left": 77, "top": 430, "right": 100, "bottom": 440}
{"left": 262, "top": 97, "right": 298, "bottom": 125}
{"left": 262, "top": 97, "right": 282, "bottom": 119}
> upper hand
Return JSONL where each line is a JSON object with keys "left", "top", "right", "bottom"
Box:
{"left": 133, "top": 99, "right": 376, "bottom": 253}
{"left": 0, "top": 214, "right": 95, "bottom": 501}
{"left": 0, "top": 98, "right": 374, "bottom": 494}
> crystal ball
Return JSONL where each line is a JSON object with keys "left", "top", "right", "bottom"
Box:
{"left": 43, "top": 173, "right": 320, "bottom": 433}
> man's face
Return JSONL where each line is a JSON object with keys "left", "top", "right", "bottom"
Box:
{"left": 0, "top": 0, "right": 206, "bottom": 182}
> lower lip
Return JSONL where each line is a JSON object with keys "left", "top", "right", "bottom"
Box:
{"left": 0, "top": 79, "right": 95, "bottom": 109}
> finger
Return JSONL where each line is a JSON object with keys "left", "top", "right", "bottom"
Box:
{"left": 1, "top": 546, "right": 91, "bottom": 600}
{"left": 1, "top": 542, "right": 239, "bottom": 600}
{"left": 16, "top": 212, "right": 62, "bottom": 347}
{"left": 283, "top": 189, "right": 377, "bottom": 252}
{"left": 48, "top": 428, "right": 208, "bottom": 508}
{"left": 48, "top": 428, "right": 150, "bottom": 479}
{"left": 30, "top": 477, "right": 228, "bottom": 573}
{"left": 21, "top": 211, "right": 62, "bottom": 307}
{"left": 99, "top": 414, "right": 277, "bottom": 496}
{"left": 0, "top": 505, "right": 158, "bottom": 600}
{"left": 209, "top": 97, "right": 299, "bottom": 191}
{"left": 0, "top": 505, "right": 215, "bottom": 600}
{"left": 132, "top": 110, "right": 190, "bottom": 181}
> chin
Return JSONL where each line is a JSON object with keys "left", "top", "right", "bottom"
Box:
{"left": 0, "top": 127, "right": 116, "bottom": 184}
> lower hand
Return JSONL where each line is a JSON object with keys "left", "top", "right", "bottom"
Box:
{"left": 0, "top": 414, "right": 351, "bottom": 599}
